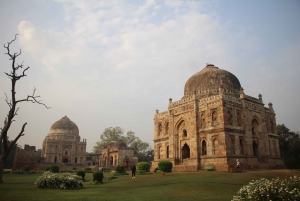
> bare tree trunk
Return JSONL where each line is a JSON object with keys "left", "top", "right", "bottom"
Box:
{"left": 0, "top": 35, "right": 49, "bottom": 183}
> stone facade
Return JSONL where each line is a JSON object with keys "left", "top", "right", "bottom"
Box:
{"left": 13, "top": 144, "right": 37, "bottom": 171}
{"left": 152, "top": 64, "right": 285, "bottom": 171}
{"left": 42, "top": 116, "right": 87, "bottom": 165}
{"left": 98, "top": 140, "right": 138, "bottom": 168}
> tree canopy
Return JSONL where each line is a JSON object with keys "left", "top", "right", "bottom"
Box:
{"left": 277, "top": 124, "right": 300, "bottom": 169}
{"left": 93, "top": 127, "right": 153, "bottom": 162}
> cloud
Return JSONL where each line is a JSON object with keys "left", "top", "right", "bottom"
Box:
{"left": 8, "top": 0, "right": 299, "bottom": 151}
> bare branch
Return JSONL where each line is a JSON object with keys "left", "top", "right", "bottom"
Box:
{"left": 7, "top": 123, "right": 27, "bottom": 153}
{"left": 3, "top": 34, "right": 18, "bottom": 59}
{"left": 15, "top": 66, "right": 30, "bottom": 80}
{"left": 16, "top": 87, "right": 50, "bottom": 109}
{"left": 15, "top": 61, "right": 24, "bottom": 71}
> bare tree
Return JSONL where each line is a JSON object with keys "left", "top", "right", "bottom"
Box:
{"left": 0, "top": 35, "right": 49, "bottom": 183}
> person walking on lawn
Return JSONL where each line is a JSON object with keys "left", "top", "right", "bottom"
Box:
{"left": 131, "top": 163, "right": 136, "bottom": 179}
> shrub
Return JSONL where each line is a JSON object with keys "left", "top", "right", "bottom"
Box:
{"left": 137, "top": 162, "right": 150, "bottom": 173}
{"left": 158, "top": 161, "right": 172, "bottom": 172}
{"left": 46, "top": 165, "right": 60, "bottom": 173}
{"left": 21, "top": 165, "right": 30, "bottom": 172}
{"left": 51, "top": 165, "right": 59, "bottom": 173}
{"left": 113, "top": 172, "right": 129, "bottom": 176}
{"left": 232, "top": 176, "right": 300, "bottom": 201}
{"left": 93, "top": 171, "right": 104, "bottom": 183}
{"left": 76, "top": 170, "right": 86, "bottom": 180}
{"left": 84, "top": 167, "right": 92, "bottom": 172}
{"left": 34, "top": 172, "right": 83, "bottom": 190}
{"left": 115, "top": 165, "right": 125, "bottom": 173}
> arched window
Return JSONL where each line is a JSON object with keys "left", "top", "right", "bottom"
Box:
{"left": 110, "top": 156, "right": 113, "bottom": 166}
{"left": 251, "top": 119, "right": 259, "bottom": 136}
{"left": 54, "top": 157, "right": 57, "bottom": 163}
{"left": 158, "top": 124, "right": 162, "bottom": 136}
{"left": 65, "top": 151, "right": 68, "bottom": 155}
{"left": 200, "top": 113, "right": 205, "bottom": 128}
{"left": 202, "top": 140, "right": 207, "bottom": 155}
{"left": 212, "top": 110, "right": 217, "bottom": 125}
{"left": 253, "top": 140, "right": 258, "bottom": 157}
{"left": 239, "top": 139, "right": 244, "bottom": 155}
{"left": 182, "top": 143, "right": 190, "bottom": 159}
{"left": 75, "top": 157, "right": 77, "bottom": 163}
{"left": 183, "top": 129, "right": 187, "bottom": 137}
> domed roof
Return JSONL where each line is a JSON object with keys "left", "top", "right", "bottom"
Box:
{"left": 48, "top": 116, "right": 79, "bottom": 136}
{"left": 184, "top": 64, "right": 241, "bottom": 97}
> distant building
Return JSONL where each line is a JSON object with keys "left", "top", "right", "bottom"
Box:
{"left": 42, "top": 116, "right": 87, "bottom": 165}
{"left": 13, "top": 144, "right": 37, "bottom": 170}
{"left": 152, "top": 64, "right": 285, "bottom": 171}
{"left": 98, "top": 140, "right": 138, "bottom": 168}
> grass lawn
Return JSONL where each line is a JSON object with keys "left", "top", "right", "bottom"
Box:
{"left": 0, "top": 169, "right": 299, "bottom": 201}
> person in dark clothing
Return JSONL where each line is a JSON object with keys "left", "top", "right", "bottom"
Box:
{"left": 131, "top": 163, "right": 136, "bottom": 179}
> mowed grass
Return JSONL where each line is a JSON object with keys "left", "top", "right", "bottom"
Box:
{"left": 0, "top": 169, "right": 299, "bottom": 201}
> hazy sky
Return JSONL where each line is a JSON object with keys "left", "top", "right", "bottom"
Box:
{"left": 0, "top": 0, "right": 299, "bottom": 152}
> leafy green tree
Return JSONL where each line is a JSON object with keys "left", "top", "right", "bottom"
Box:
{"left": 93, "top": 127, "right": 124, "bottom": 153}
{"left": 277, "top": 124, "right": 300, "bottom": 169}
{"left": 93, "top": 127, "right": 153, "bottom": 162}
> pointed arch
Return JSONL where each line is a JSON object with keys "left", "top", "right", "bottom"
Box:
{"left": 251, "top": 117, "right": 260, "bottom": 136}
{"left": 165, "top": 122, "right": 169, "bottom": 135}
{"left": 202, "top": 140, "right": 207, "bottom": 155}
{"left": 212, "top": 138, "right": 218, "bottom": 155}
{"left": 239, "top": 138, "right": 244, "bottom": 155}
{"left": 174, "top": 116, "right": 186, "bottom": 129}
{"left": 182, "top": 143, "right": 190, "bottom": 159}
{"left": 158, "top": 123, "right": 162, "bottom": 136}
{"left": 212, "top": 110, "right": 217, "bottom": 125}
{"left": 252, "top": 140, "right": 259, "bottom": 157}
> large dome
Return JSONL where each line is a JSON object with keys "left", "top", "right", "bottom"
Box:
{"left": 48, "top": 116, "right": 79, "bottom": 137}
{"left": 184, "top": 64, "right": 241, "bottom": 97}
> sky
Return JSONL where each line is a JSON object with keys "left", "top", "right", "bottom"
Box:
{"left": 0, "top": 0, "right": 299, "bottom": 152}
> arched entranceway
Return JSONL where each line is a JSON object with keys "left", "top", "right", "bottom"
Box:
{"left": 110, "top": 156, "right": 113, "bottom": 166}
{"left": 123, "top": 156, "right": 129, "bottom": 167}
{"left": 63, "top": 158, "right": 68, "bottom": 163}
{"left": 182, "top": 143, "right": 190, "bottom": 159}
{"left": 253, "top": 140, "right": 259, "bottom": 157}
{"left": 202, "top": 140, "right": 207, "bottom": 155}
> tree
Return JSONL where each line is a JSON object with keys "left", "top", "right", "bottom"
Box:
{"left": 277, "top": 124, "right": 300, "bottom": 169}
{"left": 92, "top": 127, "right": 124, "bottom": 153}
{"left": 0, "top": 35, "right": 49, "bottom": 183}
{"left": 93, "top": 127, "right": 153, "bottom": 162}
